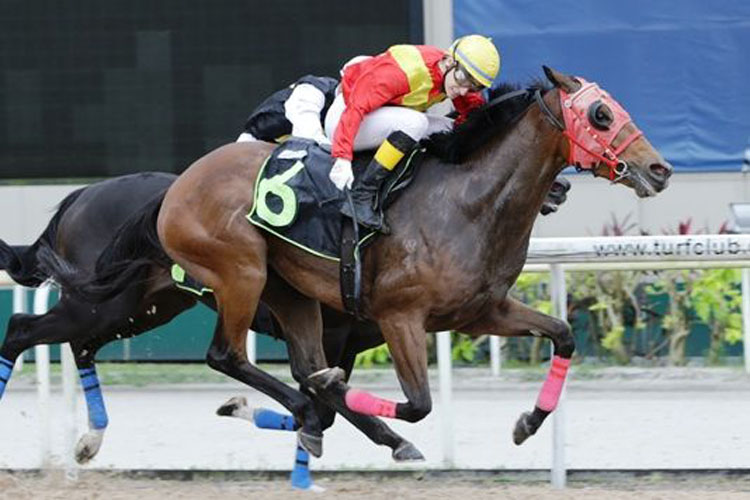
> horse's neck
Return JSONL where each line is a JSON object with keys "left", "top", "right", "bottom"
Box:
{"left": 459, "top": 109, "right": 564, "bottom": 268}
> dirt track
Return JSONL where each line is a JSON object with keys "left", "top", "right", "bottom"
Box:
{"left": 2, "top": 471, "right": 750, "bottom": 500}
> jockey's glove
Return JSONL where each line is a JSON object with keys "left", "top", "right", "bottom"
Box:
{"left": 329, "top": 158, "right": 354, "bottom": 191}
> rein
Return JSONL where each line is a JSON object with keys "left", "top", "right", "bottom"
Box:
{"left": 480, "top": 89, "right": 532, "bottom": 126}
{"left": 484, "top": 88, "right": 531, "bottom": 110}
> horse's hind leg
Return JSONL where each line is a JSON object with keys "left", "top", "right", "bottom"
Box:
{"left": 216, "top": 316, "right": 358, "bottom": 491}
{"left": 158, "top": 176, "right": 324, "bottom": 455}
{"left": 0, "top": 298, "right": 103, "bottom": 399}
{"left": 69, "top": 337, "right": 110, "bottom": 464}
{"left": 70, "top": 286, "right": 198, "bottom": 464}
{"left": 199, "top": 266, "right": 325, "bottom": 456}
{"left": 217, "top": 391, "right": 322, "bottom": 491}
{"left": 462, "top": 296, "right": 575, "bottom": 445}
{"left": 0, "top": 313, "right": 48, "bottom": 398}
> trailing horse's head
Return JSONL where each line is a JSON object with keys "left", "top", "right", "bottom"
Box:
{"left": 542, "top": 66, "right": 672, "bottom": 198}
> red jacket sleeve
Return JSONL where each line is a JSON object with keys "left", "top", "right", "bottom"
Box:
{"left": 452, "top": 91, "right": 486, "bottom": 126}
{"left": 332, "top": 64, "right": 410, "bottom": 161}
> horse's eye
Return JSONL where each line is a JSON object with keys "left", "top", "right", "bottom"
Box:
{"left": 587, "top": 100, "right": 613, "bottom": 131}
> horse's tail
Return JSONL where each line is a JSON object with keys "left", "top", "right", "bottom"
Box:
{"left": 38, "top": 189, "right": 171, "bottom": 303}
{"left": 0, "top": 187, "right": 86, "bottom": 287}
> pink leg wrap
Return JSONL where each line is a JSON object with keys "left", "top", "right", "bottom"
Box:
{"left": 536, "top": 355, "right": 571, "bottom": 412}
{"left": 345, "top": 389, "right": 397, "bottom": 418}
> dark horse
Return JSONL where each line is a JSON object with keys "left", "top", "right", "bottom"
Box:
{"left": 43, "top": 67, "right": 671, "bottom": 456}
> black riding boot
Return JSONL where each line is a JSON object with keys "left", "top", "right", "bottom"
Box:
{"left": 341, "top": 130, "right": 416, "bottom": 234}
{"left": 341, "top": 159, "right": 391, "bottom": 232}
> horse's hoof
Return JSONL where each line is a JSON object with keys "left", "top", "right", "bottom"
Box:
{"left": 292, "top": 483, "right": 326, "bottom": 493}
{"left": 307, "top": 367, "right": 345, "bottom": 390}
{"left": 513, "top": 411, "right": 535, "bottom": 445}
{"left": 75, "top": 429, "right": 105, "bottom": 464}
{"left": 392, "top": 441, "right": 425, "bottom": 462}
{"left": 298, "top": 430, "right": 323, "bottom": 458}
{"left": 216, "top": 396, "right": 247, "bottom": 417}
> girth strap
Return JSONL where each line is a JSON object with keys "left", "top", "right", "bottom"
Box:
{"left": 339, "top": 192, "right": 362, "bottom": 318}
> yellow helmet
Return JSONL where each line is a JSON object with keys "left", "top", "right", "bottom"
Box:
{"left": 450, "top": 35, "right": 500, "bottom": 88}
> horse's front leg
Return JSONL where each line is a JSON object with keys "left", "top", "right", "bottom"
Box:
{"left": 262, "top": 275, "right": 424, "bottom": 461}
{"left": 321, "top": 314, "right": 432, "bottom": 425}
{"left": 462, "top": 296, "right": 575, "bottom": 445}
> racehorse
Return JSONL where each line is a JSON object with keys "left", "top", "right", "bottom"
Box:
{"left": 0, "top": 171, "right": 569, "bottom": 466}
{"left": 42, "top": 67, "right": 670, "bottom": 454}
{"left": 0, "top": 173, "right": 420, "bottom": 468}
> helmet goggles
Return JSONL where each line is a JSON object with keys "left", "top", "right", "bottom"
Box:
{"left": 453, "top": 64, "right": 484, "bottom": 92}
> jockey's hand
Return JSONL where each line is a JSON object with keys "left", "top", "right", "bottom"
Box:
{"left": 329, "top": 158, "right": 353, "bottom": 191}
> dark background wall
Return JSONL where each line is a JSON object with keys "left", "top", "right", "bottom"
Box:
{"left": 0, "top": 0, "right": 422, "bottom": 179}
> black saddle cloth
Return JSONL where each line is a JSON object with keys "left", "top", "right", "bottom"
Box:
{"left": 247, "top": 138, "right": 421, "bottom": 260}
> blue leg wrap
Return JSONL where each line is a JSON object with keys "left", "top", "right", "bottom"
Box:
{"left": 290, "top": 444, "right": 313, "bottom": 490}
{"left": 0, "top": 355, "right": 14, "bottom": 399}
{"left": 78, "top": 367, "right": 109, "bottom": 429}
{"left": 253, "top": 408, "right": 296, "bottom": 431}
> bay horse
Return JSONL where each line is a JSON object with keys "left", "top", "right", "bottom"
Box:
{"left": 0, "top": 171, "right": 568, "bottom": 466}
{"left": 42, "top": 66, "right": 671, "bottom": 455}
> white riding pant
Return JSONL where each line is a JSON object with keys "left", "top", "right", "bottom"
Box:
{"left": 324, "top": 92, "right": 453, "bottom": 152}
{"left": 236, "top": 83, "right": 328, "bottom": 143}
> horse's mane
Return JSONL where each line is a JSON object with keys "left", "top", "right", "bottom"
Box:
{"left": 423, "top": 79, "right": 552, "bottom": 164}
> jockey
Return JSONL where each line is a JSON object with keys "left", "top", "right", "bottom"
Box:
{"left": 237, "top": 75, "right": 339, "bottom": 147}
{"left": 325, "top": 35, "right": 500, "bottom": 232}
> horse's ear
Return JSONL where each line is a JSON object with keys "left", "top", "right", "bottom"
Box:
{"left": 542, "top": 65, "right": 580, "bottom": 93}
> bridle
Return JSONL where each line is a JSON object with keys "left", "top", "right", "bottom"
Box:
{"left": 534, "top": 78, "right": 643, "bottom": 182}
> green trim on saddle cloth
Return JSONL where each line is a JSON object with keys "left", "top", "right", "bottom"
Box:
{"left": 171, "top": 264, "right": 213, "bottom": 296}
{"left": 247, "top": 145, "right": 422, "bottom": 262}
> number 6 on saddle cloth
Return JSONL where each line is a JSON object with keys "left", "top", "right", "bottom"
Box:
{"left": 248, "top": 137, "right": 423, "bottom": 316}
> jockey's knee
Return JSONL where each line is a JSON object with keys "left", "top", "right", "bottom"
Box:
{"left": 397, "top": 112, "right": 429, "bottom": 144}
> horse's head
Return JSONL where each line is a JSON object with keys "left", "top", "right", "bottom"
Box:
{"left": 541, "top": 66, "right": 672, "bottom": 198}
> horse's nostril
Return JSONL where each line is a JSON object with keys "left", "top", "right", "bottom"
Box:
{"left": 649, "top": 163, "right": 672, "bottom": 181}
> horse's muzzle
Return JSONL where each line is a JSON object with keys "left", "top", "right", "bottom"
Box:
{"left": 648, "top": 161, "right": 673, "bottom": 192}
